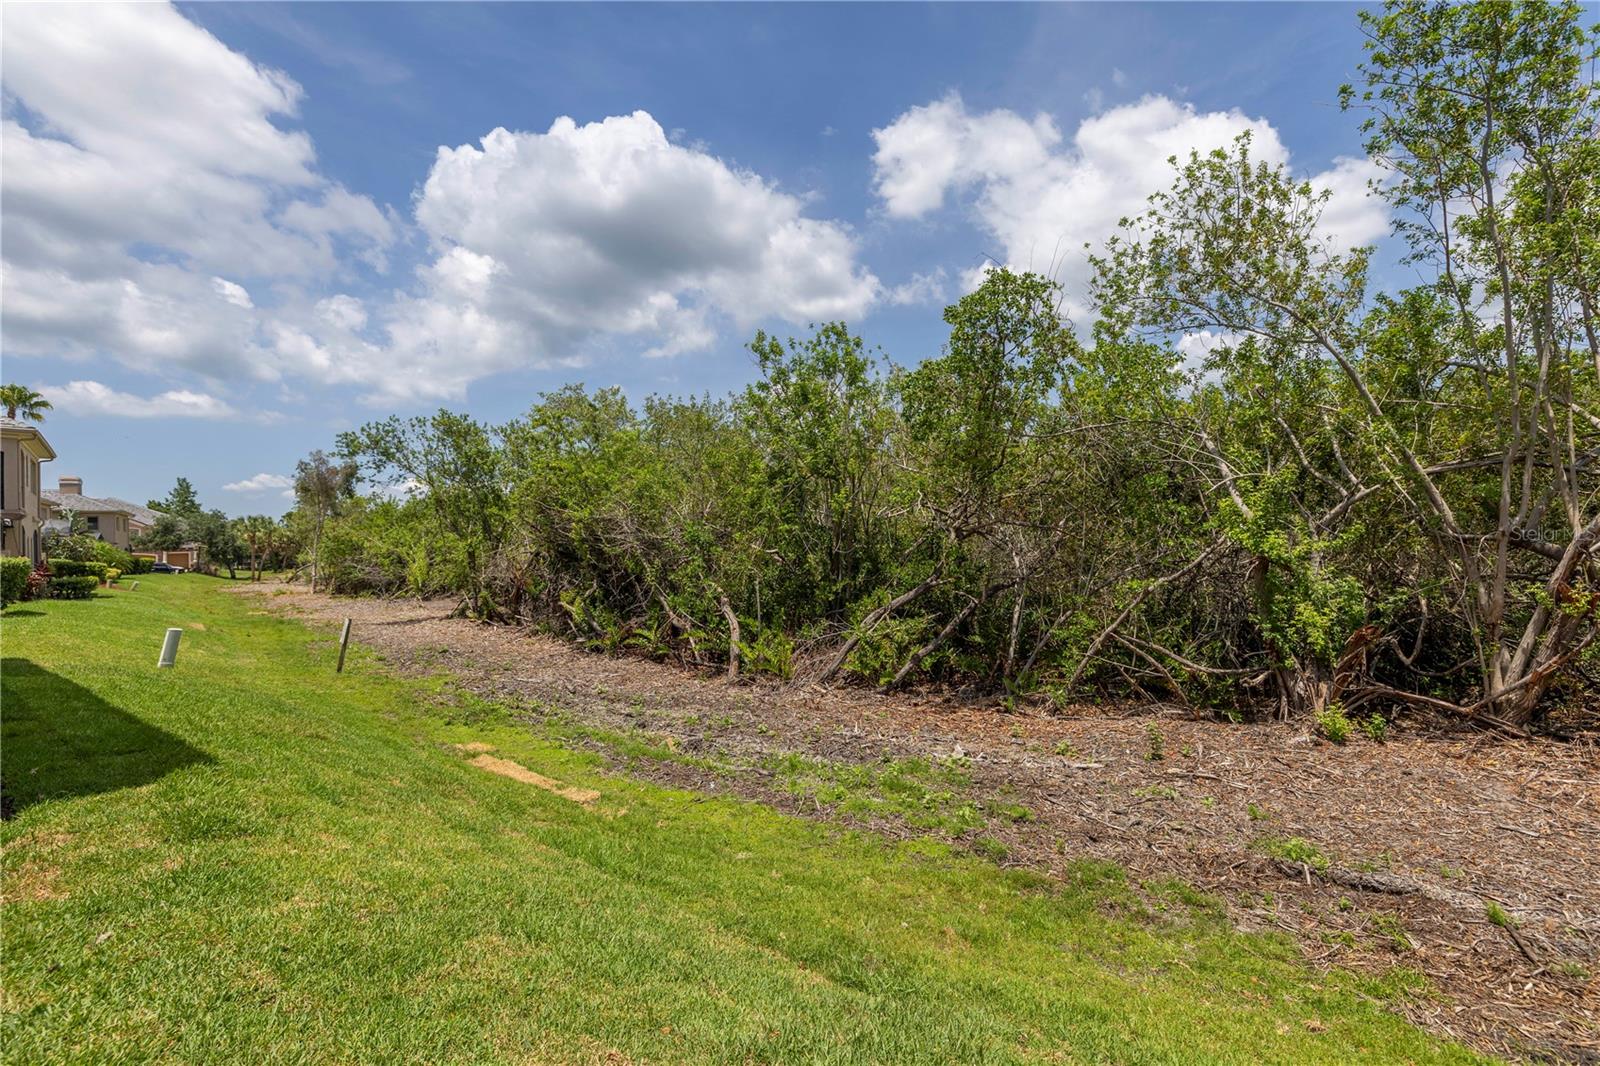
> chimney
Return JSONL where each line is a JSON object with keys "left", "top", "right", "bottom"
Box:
{"left": 58, "top": 476, "right": 83, "bottom": 495}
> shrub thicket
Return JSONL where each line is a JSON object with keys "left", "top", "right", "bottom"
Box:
{"left": 305, "top": 3, "right": 1597, "bottom": 728}
{"left": 47, "top": 575, "right": 99, "bottom": 599}
{"left": 50, "top": 560, "right": 109, "bottom": 581}
{"left": 0, "top": 557, "right": 31, "bottom": 605}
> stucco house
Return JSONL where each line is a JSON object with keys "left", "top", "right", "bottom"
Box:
{"left": 42, "top": 476, "right": 144, "bottom": 551}
{"left": 0, "top": 416, "right": 57, "bottom": 563}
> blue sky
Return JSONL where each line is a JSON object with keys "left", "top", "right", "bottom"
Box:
{"left": 2, "top": 2, "right": 1388, "bottom": 516}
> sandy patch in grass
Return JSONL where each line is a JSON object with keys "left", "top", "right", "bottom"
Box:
{"left": 469, "top": 754, "right": 600, "bottom": 805}
{"left": 452, "top": 742, "right": 497, "bottom": 754}
{"left": 2, "top": 861, "right": 65, "bottom": 904}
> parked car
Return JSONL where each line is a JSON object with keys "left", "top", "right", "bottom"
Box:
{"left": 150, "top": 562, "right": 186, "bottom": 574}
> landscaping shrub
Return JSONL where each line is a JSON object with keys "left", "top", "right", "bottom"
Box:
{"left": 50, "top": 559, "right": 109, "bottom": 581}
{"left": 1, "top": 557, "right": 30, "bottom": 605}
{"left": 42, "top": 533, "right": 100, "bottom": 562}
{"left": 125, "top": 555, "right": 154, "bottom": 575}
{"left": 24, "top": 566, "right": 48, "bottom": 601}
{"left": 105, "top": 567, "right": 122, "bottom": 585}
{"left": 91, "top": 541, "right": 137, "bottom": 573}
{"left": 47, "top": 575, "right": 100, "bottom": 599}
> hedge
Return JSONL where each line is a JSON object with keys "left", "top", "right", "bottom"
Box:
{"left": 48, "top": 575, "right": 100, "bottom": 599}
{"left": 1, "top": 557, "right": 30, "bottom": 605}
{"left": 125, "top": 556, "right": 154, "bottom": 575}
{"left": 51, "top": 560, "right": 109, "bottom": 581}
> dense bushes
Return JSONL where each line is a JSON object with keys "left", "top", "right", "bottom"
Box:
{"left": 43, "top": 533, "right": 102, "bottom": 563}
{"left": 313, "top": 2, "right": 1597, "bottom": 727}
{"left": 124, "top": 555, "right": 154, "bottom": 575}
{"left": 1, "top": 557, "right": 30, "bottom": 605}
{"left": 50, "top": 559, "right": 109, "bottom": 581}
{"left": 47, "top": 575, "right": 99, "bottom": 599}
{"left": 90, "top": 541, "right": 137, "bottom": 574}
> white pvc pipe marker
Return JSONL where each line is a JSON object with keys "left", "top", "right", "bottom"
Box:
{"left": 157, "top": 627, "right": 183, "bottom": 668}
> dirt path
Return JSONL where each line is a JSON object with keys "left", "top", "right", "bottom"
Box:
{"left": 239, "top": 585, "right": 1599, "bottom": 1061}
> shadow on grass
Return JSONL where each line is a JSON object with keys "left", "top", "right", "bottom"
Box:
{"left": 1, "top": 658, "right": 212, "bottom": 820}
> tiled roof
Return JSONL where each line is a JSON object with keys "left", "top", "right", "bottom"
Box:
{"left": 42, "top": 491, "right": 133, "bottom": 516}
{"left": 98, "top": 497, "right": 166, "bottom": 526}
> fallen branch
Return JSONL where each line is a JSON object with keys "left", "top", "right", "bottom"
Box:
{"left": 1066, "top": 539, "right": 1225, "bottom": 692}
{"left": 817, "top": 568, "right": 943, "bottom": 684}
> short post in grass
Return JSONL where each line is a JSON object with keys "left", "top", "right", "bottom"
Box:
{"left": 157, "top": 628, "right": 183, "bottom": 668}
{"left": 131, "top": 581, "right": 139, "bottom": 590}
{"left": 336, "top": 618, "right": 352, "bottom": 673}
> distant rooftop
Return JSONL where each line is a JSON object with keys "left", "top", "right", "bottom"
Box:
{"left": 43, "top": 491, "right": 133, "bottom": 516}
{"left": 43, "top": 476, "right": 166, "bottom": 523}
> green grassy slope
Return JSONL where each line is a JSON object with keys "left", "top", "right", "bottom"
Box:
{"left": 0, "top": 577, "right": 1486, "bottom": 1064}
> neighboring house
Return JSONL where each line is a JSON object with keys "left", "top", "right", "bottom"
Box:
{"left": 0, "top": 416, "right": 58, "bottom": 563}
{"left": 96, "top": 496, "right": 165, "bottom": 540}
{"left": 42, "top": 476, "right": 141, "bottom": 551}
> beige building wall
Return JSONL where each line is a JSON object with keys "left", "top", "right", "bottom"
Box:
{"left": 0, "top": 427, "right": 54, "bottom": 563}
{"left": 81, "top": 510, "right": 133, "bottom": 550}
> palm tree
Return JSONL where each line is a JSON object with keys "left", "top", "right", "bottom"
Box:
{"left": 0, "top": 385, "right": 52, "bottom": 423}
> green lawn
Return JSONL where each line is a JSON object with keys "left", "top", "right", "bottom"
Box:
{"left": 1, "top": 577, "right": 1485, "bottom": 1064}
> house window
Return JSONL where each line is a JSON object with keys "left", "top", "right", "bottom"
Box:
{"left": 86, "top": 515, "right": 100, "bottom": 533}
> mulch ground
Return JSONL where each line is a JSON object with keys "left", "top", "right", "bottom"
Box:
{"left": 237, "top": 585, "right": 1600, "bottom": 1063}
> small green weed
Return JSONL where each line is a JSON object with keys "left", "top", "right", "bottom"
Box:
{"left": 1484, "top": 901, "right": 1516, "bottom": 929}
{"left": 1316, "top": 703, "right": 1352, "bottom": 744}
{"left": 1144, "top": 723, "right": 1165, "bottom": 762}
{"left": 1255, "top": 836, "right": 1330, "bottom": 874}
{"left": 1370, "top": 914, "right": 1413, "bottom": 952}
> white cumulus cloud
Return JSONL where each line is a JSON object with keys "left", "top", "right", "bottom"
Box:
{"left": 872, "top": 93, "right": 1389, "bottom": 315}
{"left": 0, "top": 2, "right": 393, "bottom": 386}
{"left": 39, "top": 380, "right": 245, "bottom": 420}
{"left": 222, "top": 472, "right": 295, "bottom": 493}
{"left": 886, "top": 269, "right": 951, "bottom": 307}
{"left": 365, "top": 113, "right": 882, "bottom": 400}
{"left": 2, "top": 3, "right": 884, "bottom": 406}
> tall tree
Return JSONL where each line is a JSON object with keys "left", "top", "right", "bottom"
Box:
{"left": 339, "top": 412, "right": 504, "bottom": 617}
{"left": 148, "top": 477, "right": 202, "bottom": 519}
{"left": 187, "top": 509, "right": 242, "bottom": 578}
{"left": 294, "top": 451, "right": 357, "bottom": 593}
{"left": 1339, "top": 0, "right": 1600, "bottom": 722}
{"left": 1083, "top": 1, "right": 1599, "bottom": 723}
{"left": 235, "top": 515, "right": 277, "bottom": 582}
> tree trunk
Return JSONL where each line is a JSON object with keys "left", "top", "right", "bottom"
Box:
{"left": 718, "top": 595, "right": 740, "bottom": 681}
{"left": 310, "top": 514, "right": 324, "bottom": 593}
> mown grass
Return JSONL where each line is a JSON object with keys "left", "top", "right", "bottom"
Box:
{"left": 0, "top": 577, "right": 1488, "bottom": 1064}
